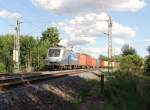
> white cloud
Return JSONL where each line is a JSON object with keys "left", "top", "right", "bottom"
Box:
{"left": 112, "top": 0, "right": 146, "bottom": 12}
{"left": 113, "top": 38, "right": 126, "bottom": 45}
{"left": 32, "top": 0, "right": 146, "bottom": 14}
{"left": 144, "top": 39, "right": 150, "bottom": 42}
{"left": 100, "top": 47, "right": 121, "bottom": 56}
{"left": 59, "top": 39, "right": 68, "bottom": 47}
{"left": 55, "top": 13, "right": 136, "bottom": 46}
{"left": 79, "top": 47, "right": 101, "bottom": 58}
{"left": 113, "top": 47, "right": 121, "bottom": 55}
{"left": 76, "top": 47, "right": 121, "bottom": 58}
{"left": 59, "top": 36, "right": 96, "bottom": 47}
{"left": 0, "top": 9, "right": 21, "bottom": 19}
{"left": 113, "top": 22, "right": 136, "bottom": 39}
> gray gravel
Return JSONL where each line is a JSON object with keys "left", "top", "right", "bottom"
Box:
{"left": 0, "top": 71, "right": 100, "bottom": 110}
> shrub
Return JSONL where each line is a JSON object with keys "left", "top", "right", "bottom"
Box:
{"left": 0, "top": 63, "right": 5, "bottom": 72}
{"left": 103, "top": 71, "right": 149, "bottom": 110}
{"left": 120, "top": 55, "right": 144, "bottom": 74}
{"left": 145, "top": 56, "right": 150, "bottom": 75}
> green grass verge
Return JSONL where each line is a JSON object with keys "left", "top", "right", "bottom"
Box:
{"left": 72, "top": 71, "right": 150, "bottom": 110}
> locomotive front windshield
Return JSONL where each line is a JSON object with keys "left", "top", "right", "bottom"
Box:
{"left": 49, "top": 49, "right": 61, "bottom": 57}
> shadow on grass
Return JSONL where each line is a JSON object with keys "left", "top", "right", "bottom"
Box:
{"left": 101, "top": 71, "right": 150, "bottom": 110}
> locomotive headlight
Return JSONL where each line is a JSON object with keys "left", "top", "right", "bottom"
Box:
{"left": 56, "top": 58, "right": 61, "bottom": 61}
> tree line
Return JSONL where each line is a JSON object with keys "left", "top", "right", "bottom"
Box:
{"left": 0, "top": 26, "right": 149, "bottom": 74}
{"left": 99, "top": 44, "right": 150, "bottom": 74}
{"left": 0, "top": 27, "right": 60, "bottom": 73}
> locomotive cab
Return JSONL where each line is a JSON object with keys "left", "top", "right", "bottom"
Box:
{"left": 46, "top": 48, "right": 64, "bottom": 65}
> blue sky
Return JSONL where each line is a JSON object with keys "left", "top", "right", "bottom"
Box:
{"left": 0, "top": 0, "right": 149, "bottom": 57}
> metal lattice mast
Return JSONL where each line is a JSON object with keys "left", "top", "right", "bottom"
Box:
{"left": 108, "top": 17, "right": 113, "bottom": 73}
{"left": 13, "top": 18, "right": 21, "bottom": 73}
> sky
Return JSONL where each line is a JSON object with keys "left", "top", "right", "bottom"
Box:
{"left": 0, "top": 0, "right": 149, "bottom": 58}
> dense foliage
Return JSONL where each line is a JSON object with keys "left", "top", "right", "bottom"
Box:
{"left": 102, "top": 71, "right": 150, "bottom": 110}
{"left": 145, "top": 46, "right": 150, "bottom": 74}
{"left": 0, "top": 35, "right": 14, "bottom": 72}
{"left": 120, "top": 54, "right": 144, "bottom": 74}
{"left": 121, "top": 44, "right": 137, "bottom": 56}
{"left": 0, "top": 27, "right": 60, "bottom": 73}
{"left": 41, "top": 27, "right": 60, "bottom": 47}
{"left": 99, "top": 55, "right": 109, "bottom": 61}
{"left": 145, "top": 57, "right": 150, "bottom": 74}
{"left": 73, "top": 71, "right": 150, "bottom": 110}
{"left": 119, "top": 44, "right": 144, "bottom": 74}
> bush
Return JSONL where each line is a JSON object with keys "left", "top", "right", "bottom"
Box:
{"left": 0, "top": 63, "right": 5, "bottom": 72}
{"left": 145, "top": 56, "right": 150, "bottom": 75}
{"left": 102, "top": 71, "right": 149, "bottom": 110}
{"left": 120, "top": 55, "right": 144, "bottom": 74}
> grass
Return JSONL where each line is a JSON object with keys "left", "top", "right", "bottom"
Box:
{"left": 102, "top": 71, "right": 150, "bottom": 110}
{"left": 72, "top": 71, "right": 150, "bottom": 110}
{"left": 71, "top": 79, "right": 100, "bottom": 109}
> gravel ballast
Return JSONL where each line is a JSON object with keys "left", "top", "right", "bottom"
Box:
{"left": 0, "top": 70, "right": 100, "bottom": 110}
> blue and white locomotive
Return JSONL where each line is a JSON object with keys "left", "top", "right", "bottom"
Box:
{"left": 45, "top": 46, "right": 78, "bottom": 69}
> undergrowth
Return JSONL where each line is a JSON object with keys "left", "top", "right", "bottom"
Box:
{"left": 73, "top": 71, "right": 150, "bottom": 110}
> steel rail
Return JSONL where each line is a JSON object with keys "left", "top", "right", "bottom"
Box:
{"left": 0, "top": 69, "right": 93, "bottom": 91}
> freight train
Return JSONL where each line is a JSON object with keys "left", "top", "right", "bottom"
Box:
{"left": 99, "top": 60, "right": 119, "bottom": 68}
{"left": 45, "top": 46, "right": 119, "bottom": 70}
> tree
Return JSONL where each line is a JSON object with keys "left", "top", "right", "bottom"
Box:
{"left": 20, "top": 36, "right": 37, "bottom": 72}
{"left": 99, "top": 54, "right": 108, "bottom": 61}
{"left": 120, "top": 54, "right": 144, "bottom": 74}
{"left": 121, "top": 44, "right": 136, "bottom": 56}
{"left": 112, "top": 55, "right": 121, "bottom": 62}
{"left": 145, "top": 46, "right": 150, "bottom": 74}
{"left": 145, "top": 57, "right": 150, "bottom": 74}
{"left": 41, "top": 27, "right": 60, "bottom": 47}
{"left": 147, "top": 46, "right": 150, "bottom": 55}
{"left": 0, "top": 63, "right": 5, "bottom": 73}
{"left": 0, "top": 35, "right": 14, "bottom": 72}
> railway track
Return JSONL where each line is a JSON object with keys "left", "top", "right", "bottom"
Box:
{"left": 0, "top": 69, "right": 94, "bottom": 91}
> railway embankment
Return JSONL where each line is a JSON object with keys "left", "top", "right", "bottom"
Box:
{"left": 0, "top": 70, "right": 100, "bottom": 110}
{"left": 1, "top": 70, "right": 149, "bottom": 110}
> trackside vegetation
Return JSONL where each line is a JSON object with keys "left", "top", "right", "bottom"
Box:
{"left": 145, "top": 46, "right": 150, "bottom": 74}
{"left": 0, "top": 27, "right": 60, "bottom": 73}
{"left": 74, "top": 71, "right": 150, "bottom": 110}
{"left": 71, "top": 45, "right": 150, "bottom": 110}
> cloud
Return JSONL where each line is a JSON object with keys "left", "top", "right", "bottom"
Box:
{"left": 100, "top": 47, "right": 121, "bottom": 55}
{"left": 55, "top": 12, "right": 136, "bottom": 46}
{"left": 112, "top": 22, "right": 136, "bottom": 39}
{"left": 144, "top": 39, "right": 150, "bottom": 42}
{"left": 113, "top": 38, "right": 126, "bottom": 45}
{"left": 59, "top": 39, "right": 68, "bottom": 47}
{"left": 113, "top": 0, "right": 146, "bottom": 12}
{"left": 0, "top": 9, "right": 21, "bottom": 19}
{"left": 76, "top": 47, "right": 121, "bottom": 58}
{"left": 32, "top": 0, "right": 146, "bottom": 14}
{"left": 78, "top": 47, "right": 101, "bottom": 58}
{"left": 113, "top": 47, "right": 121, "bottom": 54}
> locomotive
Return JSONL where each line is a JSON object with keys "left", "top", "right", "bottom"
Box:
{"left": 45, "top": 46, "right": 96, "bottom": 69}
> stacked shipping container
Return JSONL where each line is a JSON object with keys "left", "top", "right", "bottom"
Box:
{"left": 92, "top": 58, "right": 96, "bottom": 68}
{"left": 78, "top": 53, "right": 86, "bottom": 66}
{"left": 78, "top": 53, "right": 96, "bottom": 68}
{"left": 99, "top": 59, "right": 119, "bottom": 68}
{"left": 86, "top": 55, "right": 92, "bottom": 67}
